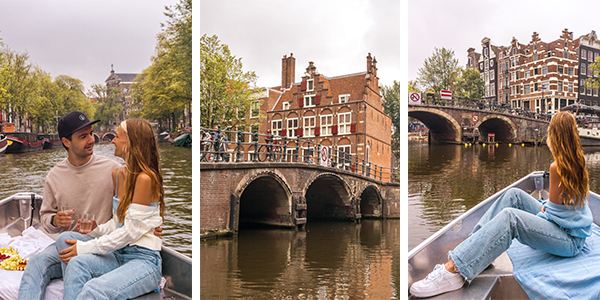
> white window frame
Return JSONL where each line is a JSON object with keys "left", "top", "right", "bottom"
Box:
{"left": 337, "top": 145, "right": 352, "bottom": 170}
{"left": 282, "top": 102, "right": 290, "bottom": 110}
{"left": 304, "top": 95, "right": 316, "bottom": 108}
{"left": 271, "top": 120, "right": 282, "bottom": 137}
{"left": 542, "top": 66, "right": 548, "bottom": 75}
{"left": 558, "top": 81, "right": 563, "bottom": 92}
{"left": 250, "top": 100, "right": 260, "bottom": 119}
{"left": 303, "top": 116, "right": 316, "bottom": 137}
{"left": 287, "top": 118, "right": 298, "bottom": 137}
{"left": 339, "top": 94, "right": 350, "bottom": 104}
{"left": 307, "top": 79, "right": 314, "bottom": 91}
{"left": 569, "top": 82, "right": 574, "bottom": 93}
{"left": 338, "top": 112, "right": 352, "bottom": 135}
{"left": 320, "top": 114, "right": 333, "bottom": 136}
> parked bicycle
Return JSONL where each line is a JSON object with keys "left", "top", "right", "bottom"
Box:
{"left": 257, "top": 138, "right": 282, "bottom": 162}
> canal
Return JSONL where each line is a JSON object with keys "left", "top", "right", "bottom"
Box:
{"left": 201, "top": 219, "right": 400, "bottom": 299}
{"left": 409, "top": 141, "right": 600, "bottom": 250}
{"left": 0, "top": 142, "right": 192, "bottom": 257}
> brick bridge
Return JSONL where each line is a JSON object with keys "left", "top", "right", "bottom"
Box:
{"left": 408, "top": 104, "right": 550, "bottom": 144}
{"left": 92, "top": 131, "right": 116, "bottom": 143}
{"left": 200, "top": 162, "right": 400, "bottom": 238}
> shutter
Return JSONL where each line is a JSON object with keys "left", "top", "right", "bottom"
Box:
{"left": 332, "top": 125, "right": 338, "bottom": 135}
{"left": 350, "top": 123, "right": 356, "bottom": 133}
{"left": 315, "top": 94, "right": 321, "bottom": 105}
{"left": 281, "top": 129, "right": 286, "bottom": 137}
{"left": 297, "top": 127, "right": 303, "bottom": 137}
{"left": 315, "top": 127, "right": 320, "bottom": 136}
{"left": 299, "top": 98, "right": 304, "bottom": 108}
{"left": 301, "top": 81, "right": 307, "bottom": 91}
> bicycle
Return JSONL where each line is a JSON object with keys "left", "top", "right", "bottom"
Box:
{"left": 258, "top": 139, "right": 282, "bottom": 162}
{"left": 200, "top": 133, "right": 216, "bottom": 162}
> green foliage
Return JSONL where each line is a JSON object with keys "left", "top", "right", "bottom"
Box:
{"left": 381, "top": 81, "right": 400, "bottom": 161}
{"left": 456, "top": 68, "right": 484, "bottom": 100}
{"left": 417, "top": 47, "right": 461, "bottom": 93}
{"left": 587, "top": 57, "right": 600, "bottom": 93}
{"left": 408, "top": 80, "right": 421, "bottom": 93}
{"left": 200, "top": 34, "right": 262, "bottom": 130}
{"left": 89, "top": 84, "right": 122, "bottom": 129}
{"left": 131, "top": 0, "right": 192, "bottom": 130}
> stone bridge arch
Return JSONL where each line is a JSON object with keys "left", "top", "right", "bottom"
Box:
{"left": 358, "top": 184, "right": 383, "bottom": 218}
{"left": 408, "top": 107, "right": 462, "bottom": 143}
{"left": 234, "top": 170, "right": 293, "bottom": 229}
{"left": 476, "top": 115, "right": 517, "bottom": 143}
{"left": 93, "top": 133, "right": 100, "bottom": 143}
{"left": 102, "top": 132, "right": 116, "bottom": 142}
{"left": 304, "top": 172, "right": 355, "bottom": 220}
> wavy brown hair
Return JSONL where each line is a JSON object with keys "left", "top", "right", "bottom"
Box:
{"left": 116, "top": 119, "right": 165, "bottom": 223}
{"left": 547, "top": 111, "right": 589, "bottom": 207}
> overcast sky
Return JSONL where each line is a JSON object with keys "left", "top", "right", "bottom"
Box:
{"left": 409, "top": 0, "right": 600, "bottom": 87}
{"left": 200, "top": 0, "right": 400, "bottom": 89}
{"left": 0, "top": 0, "right": 179, "bottom": 92}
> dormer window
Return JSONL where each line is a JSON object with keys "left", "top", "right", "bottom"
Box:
{"left": 307, "top": 79, "right": 314, "bottom": 91}
{"left": 283, "top": 102, "right": 290, "bottom": 110}
{"left": 339, "top": 94, "right": 350, "bottom": 104}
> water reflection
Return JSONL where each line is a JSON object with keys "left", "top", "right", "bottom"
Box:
{"left": 0, "top": 143, "right": 191, "bottom": 257}
{"left": 201, "top": 219, "right": 399, "bottom": 299}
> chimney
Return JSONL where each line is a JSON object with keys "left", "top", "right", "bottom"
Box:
{"left": 281, "top": 53, "right": 295, "bottom": 89}
{"left": 367, "top": 53, "right": 377, "bottom": 77}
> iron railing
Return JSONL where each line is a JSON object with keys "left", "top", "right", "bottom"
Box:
{"left": 199, "top": 127, "right": 398, "bottom": 183}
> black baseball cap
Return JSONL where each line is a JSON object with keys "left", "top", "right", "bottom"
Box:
{"left": 58, "top": 111, "right": 100, "bottom": 139}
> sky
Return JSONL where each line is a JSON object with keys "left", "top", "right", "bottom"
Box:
{"left": 409, "top": 0, "right": 600, "bottom": 87}
{"left": 0, "top": 0, "right": 179, "bottom": 92}
{"left": 200, "top": 0, "right": 400, "bottom": 89}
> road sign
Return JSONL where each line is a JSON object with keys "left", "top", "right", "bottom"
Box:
{"left": 472, "top": 115, "right": 479, "bottom": 123}
{"left": 441, "top": 90, "right": 452, "bottom": 100}
{"left": 488, "top": 133, "right": 495, "bottom": 137}
{"left": 320, "top": 146, "right": 330, "bottom": 167}
{"left": 409, "top": 92, "right": 421, "bottom": 104}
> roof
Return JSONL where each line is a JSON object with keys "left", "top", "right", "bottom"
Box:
{"left": 105, "top": 72, "right": 139, "bottom": 83}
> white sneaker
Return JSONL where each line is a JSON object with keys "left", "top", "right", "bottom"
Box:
{"left": 410, "top": 264, "right": 465, "bottom": 298}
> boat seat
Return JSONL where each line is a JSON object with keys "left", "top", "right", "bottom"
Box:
{"left": 410, "top": 252, "right": 529, "bottom": 299}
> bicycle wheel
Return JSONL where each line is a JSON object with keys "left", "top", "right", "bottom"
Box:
{"left": 258, "top": 145, "right": 268, "bottom": 162}
{"left": 272, "top": 146, "right": 282, "bottom": 162}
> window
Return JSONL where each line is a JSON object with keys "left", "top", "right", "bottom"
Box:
{"left": 558, "top": 65, "right": 564, "bottom": 74}
{"left": 250, "top": 100, "right": 260, "bottom": 118}
{"left": 304, "top": 95, "right": 316, "bottom": 107}
{"left": 547, "top": 52, "right": 551, "bottom": 58}
{"left": 589, "top": 64, "right": 594, "bottom": 77}
{"left": 320, "top": 114, "right": 333, "bottom": 136}
{"left": 588, "top": 85, "right": 593, "bottom": 96}
{"left": 558, "top": 81, "right": 563, "bottom": 92}
{"left": 303, "top": 116, "right": 315, "bottom": 137}
{"left": 499, "top": 63, "right": 503, "bottom": 74}
{"left": 582, "top": 49, "right": 587, "bottom": 59}
{"left": 485, "top": 60, "right": 489, "bottom": 71}
{"left": 542, "top": 81, "right": 549, "bottom": 92}
{"left": 533, "top": 53, "right": 538, "bottom": 61}
{"left": 524, "top": 70, "right": 529, "bottom": 79}
{"left": 271, "top": 120, "right": 282, "bottom": 137}
{"left": 596, "top": 52, "right": 599, "bottom": 62}
{"left": 589, "top": 51, "right": 594, "bottom": 61}
{"left": 594, "top": 88, "right": 598, "bottom": 97}
{"left": 569, "top": 82, "right": 574, "bottom": 92}
{"left": 237, "top": 108, "right": 245, "bottom": 120}
{"left": 307, "top": 79, "right": 314, "bottom": 91}
{"left": 524, "top": 84, "right": 531, "bottom": 94}
{"left": 337, "top": 145, "right": 351, "bottom": 169}
{"left": 542, "top": 66, "right": 548, "bottom": 75}
{"left": 338, "top": 112, "right": 351, "bottom": 134}
{"left": 339, "top": 94, "right": 350, "bottom": 103}
{"left": 490, "top": 83, "right": 496, "bottom": 96}
{"left": 581, "top": 84, "right": 587, "bottom": 95}
{"left": 283, "top": 102, "right": 290, "bottom": 110}
{"left": 287, "top": 118, "right": 298, "bottom": 137}
{"left": 490, "top": 70, "right": 495, "bottom": 81}
{"left": 534, "top": 83, "right": 538, "bottom": 91}
{"left": 251, "top": 124, "right": 260, "bottom": 142}
{"left": 568, "top": 67, "right": 574, "bottom": 76}
{"left": 564, "top": 51, "right": 568, "bottom": 59}
{"left": 582, "top": 63, "right": 587, "bottom": 75}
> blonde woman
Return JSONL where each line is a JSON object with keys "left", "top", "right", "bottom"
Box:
{"left": 57, "top": 119, "right": 165, "bottom": 299}
{"left": 410, "top": 111, "right": 593, "bottom": 298}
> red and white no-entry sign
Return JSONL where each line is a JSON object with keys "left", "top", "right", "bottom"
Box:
{"left": 441, "top": 90, "right": 452, "bottom": 100}
{"left": 320, "top": 146, "right": 330, "bottom": 166}
{"left": 472, "top": 115, "right": 479, "bottom": 123}
{"left": 409, "top": 92, "right": 421, "bottom": 104}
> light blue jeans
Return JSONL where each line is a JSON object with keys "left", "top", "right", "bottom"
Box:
{"left": 449, "top": 187, "right": 586, "bottom": 282}
{"left": 18, "top": 231, "right": 93, "bottom": 300}
{"left": 59, "top": 232, "right": 162, "bottom": 300}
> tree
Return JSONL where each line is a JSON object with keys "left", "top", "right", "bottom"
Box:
{"left": 200, "top": 34, "right": 261, "bottom": 130}
{"left": 381, "top": 81, "right": 400, "bottom": 161}
{"left": 408, "top": 80, "right": 421, "bottom": 93}
{"left": 89, "top": 84, "right": 122, "bottom": 130}
{"left": 456, "top": 67, "right": 484, "bottom": 100}
{"left": 417, "top": 47, "right": 461, "bottom": 93}
{"left": 587, "top": 57, "right": 600, "bottom": 97}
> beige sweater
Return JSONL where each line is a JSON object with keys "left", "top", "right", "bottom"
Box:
{"left": 41, "top": 154, "right": 121, "bottom": 234}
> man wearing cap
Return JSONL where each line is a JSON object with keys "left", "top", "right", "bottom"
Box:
{"left": 18, "top": 111, "right": 121, "bottom": 299}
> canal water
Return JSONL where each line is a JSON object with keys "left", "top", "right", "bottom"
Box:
{"left": 201, "top": 219, "right": 400, "bottom": 299}
{"left": 0, "top": 142, "right": 192, "bottom": 257}
{"left": 409, "top": 141, "right": 600, "bottom": 250}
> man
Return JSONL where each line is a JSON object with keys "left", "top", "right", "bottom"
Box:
{"left": 18, "top": 111, "right": 142, "bottom": 299}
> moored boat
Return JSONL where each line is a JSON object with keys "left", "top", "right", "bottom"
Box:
{"left": 172, "top": 133, "right": 191, "bottom": 148}
{"left": 37, "top": 133, "right": 62, "bottom": 149}
{"left": 408, "top": 171, "right": 600, "bottom": 299}
{"left": 4, "top": 132, "right": 44, "bottom": 154}
{"left": 0, "top": 134, "right": 7, "bottom": 155}
{"left": 578, "top": 126, "right": 600, "bottom": 146}
{"left": 0, "top": 193, "right": 192, "bottom": 299}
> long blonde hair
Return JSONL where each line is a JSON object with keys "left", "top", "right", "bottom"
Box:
{"left": 116, "top": 119, "right": 165, "bottom": 222}
{"left": 547, "top": 111, "right": 588, "bottom": 207}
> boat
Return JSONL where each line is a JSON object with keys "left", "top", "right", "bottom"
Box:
{"left": 408, "top": 171, "right": 600, "bottom": 299}
{"left": 0, "top": 134, "right": 7, "bottom": 155}
{"left": 172, "top": 133, "right": 191, "bottom": 148}
{"left": 0, "top": 193, "right": 192, "bottom": 299}
{"left": 578, "top": 126, "right": 600, "bottom": 146}
{"left": 4, "top": 132, "right": 44, "bottom": 154}
{"left": 37, "top": 133, "right": 62, "bottom": 149}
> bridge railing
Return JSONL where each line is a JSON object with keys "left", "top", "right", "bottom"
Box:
{"left": 199, "top": 127, "right": 398, "bottom": 183}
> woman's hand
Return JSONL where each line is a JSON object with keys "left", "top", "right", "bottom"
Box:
{"left": 541, "top": 205, "right": 546, "bottom": 213}
{"left": 58, "top": 239, "right": 78, "bottom": 263}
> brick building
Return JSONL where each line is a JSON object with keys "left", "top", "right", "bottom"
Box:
{"left": 576, "top": 30, "right": 600, "bottom": 106}
{"left": 257, "top": 53, "right": 393, "bottom": 169}
{"left": 105, "top": 66, "right": 139, "bottom": 124}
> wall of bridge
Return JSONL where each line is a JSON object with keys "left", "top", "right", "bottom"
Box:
{"left": 200, "top": 162, "right": 399, "bottom": 238}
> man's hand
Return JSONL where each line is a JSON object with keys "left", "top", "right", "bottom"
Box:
{"left": 58, "top": 239, "right": 78, "bottom": 263}
{"left": 53, "top": 209, "right": 74, "bottom": 227}
{"left": 153, "top": 227, "right": 163, "bottom": 238}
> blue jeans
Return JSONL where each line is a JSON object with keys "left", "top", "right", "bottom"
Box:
{"left": 449, "top": 188, "right": 586, "bottom": 282}
{"left": 18, "top": 232, "right": 93, "bottom": 300}
{"left": 62, "top": 243, "right": 162, "bottom": 300}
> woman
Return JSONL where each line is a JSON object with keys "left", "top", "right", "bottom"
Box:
{"left": 57, "top": 119, "right": 165, "bottom": 300}
{"left": 410, "top": 111, "right": 593, "bottom": 298}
